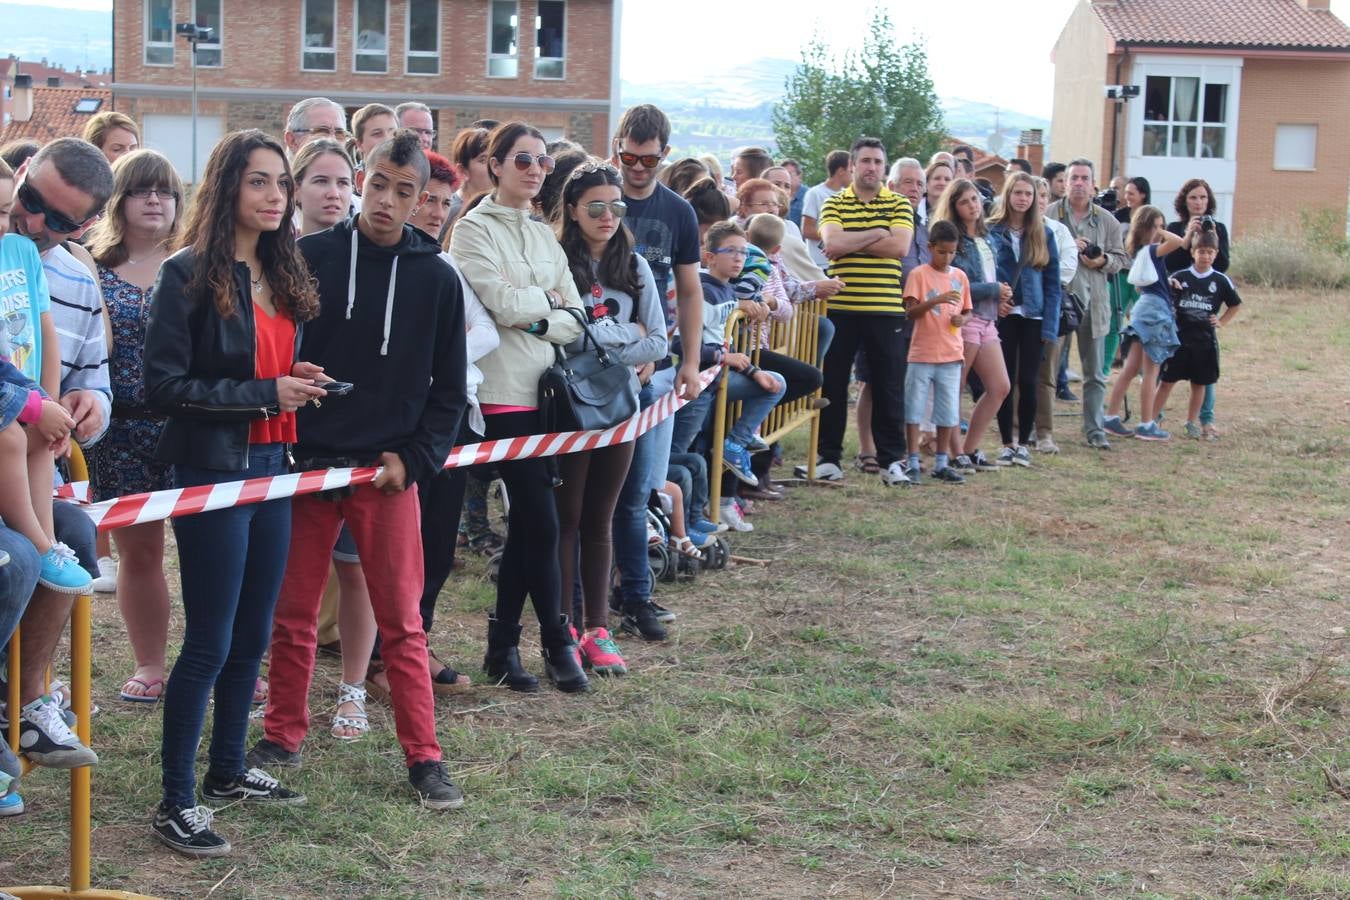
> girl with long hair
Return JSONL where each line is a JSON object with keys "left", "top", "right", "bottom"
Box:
{"left": 1103, "top": 205, "right": 1187, "bottom": 441}
{"left": 83, "top": 149, "right": 183, "bottom": 705}
{"left": 143, "top": 130, "right": 327, "bottom": 857}
{"left": 985, "top": 171, "right": 1061, "bottom": 467}
{"left": 933, "top": 178, "right": 1011, "bottom": 471}
{"left": 450, "top": 122, "right": 589, "bottom": 693}
{"left": 555, "top": 160, "right": 667, "bottom": 674}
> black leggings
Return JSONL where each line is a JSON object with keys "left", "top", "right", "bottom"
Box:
{"left": 556, "top": 442, "right": 635, "bottom": 631}
{"left": 996, "top": 315, "right": 1044, "bottom": 446}
{"left": 483, "top": 410, "right": 565, "bottom": 644}
{"left": 759, "top": 348, "right": 822, "bottom": 406}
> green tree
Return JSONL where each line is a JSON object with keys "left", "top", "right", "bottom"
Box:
{"left": 773, "top": 11, "right": 945, "bottom": 184}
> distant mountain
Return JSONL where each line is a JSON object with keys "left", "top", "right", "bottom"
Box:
{"left": 0, "top": 4, "right": 112, "bottom": 73}
{"left": 622, "top": 57, "right": 1051, "bottom": 160}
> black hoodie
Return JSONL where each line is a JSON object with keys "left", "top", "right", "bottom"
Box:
{"left": 295, "top": 218, "right": 467, "bottom": 487}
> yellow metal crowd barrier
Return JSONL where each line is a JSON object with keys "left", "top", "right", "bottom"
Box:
{"left": 709, "top": 295, "right": 827, "bottom": 519}
{"left": 3, "top": 446, "right": 157, "bottom": 899}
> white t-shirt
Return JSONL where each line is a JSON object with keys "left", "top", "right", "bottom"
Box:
{"left": 802, "top": 182, "right": 843, "bottom": 268}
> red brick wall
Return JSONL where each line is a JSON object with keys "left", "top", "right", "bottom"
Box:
{"left": 114, "top": 0, "right": 612, "bottom": 101}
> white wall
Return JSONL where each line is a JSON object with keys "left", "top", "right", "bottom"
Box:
{"left": 142, "top": 113, "right": 225, "bottom": 183}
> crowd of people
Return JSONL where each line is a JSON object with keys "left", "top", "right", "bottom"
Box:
{"left": 0, "top": 98, "right": 1239, "bottom": 859}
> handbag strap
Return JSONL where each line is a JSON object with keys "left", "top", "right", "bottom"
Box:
{"left": 555, "top": 306, "right": 613, "bottom": 366}
{"left": 1007, "top": 230, "right": 1030, "bottom": 292}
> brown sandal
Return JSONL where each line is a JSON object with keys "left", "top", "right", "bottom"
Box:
{"left": 854, "top": 453, "right": 880, "bottom": 474}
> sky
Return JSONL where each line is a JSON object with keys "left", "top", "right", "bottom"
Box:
{"left": 14, "top": 0, "right": 1350, "bottom": 120}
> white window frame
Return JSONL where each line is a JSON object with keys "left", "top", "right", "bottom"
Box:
{"left": 487, "top": 0, "right": 519, "bottom": 79}
{"left": 301, "top": 0, "right": 337, "bottom": 72}
{"left": 404, "top": 0, "right": 440, "bottom": 76}
{"left": 144, "top": 0, "right": 175, "bottom": 67}
{"left": 1273, "top": 124, "right": 1318, "bottom": 172}
{"left": 352, "top": 0, "right": 390, "bottom": 75}
{"left": 533, "top": 0, "right": 565, "bottom": 81}
{"left": 1140, "top": 74, "right": 1229, "bottom": 160}
{"left": 192, "top": 0, "right": 223, "bottom": 69}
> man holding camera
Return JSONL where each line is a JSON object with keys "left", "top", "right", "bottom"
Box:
{"left": 1047, "top": 158, "right": 1128, "bottom": 449}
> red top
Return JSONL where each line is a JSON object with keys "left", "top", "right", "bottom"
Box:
{"left": 249, "top": 302, "right": 297, "bottom": 445}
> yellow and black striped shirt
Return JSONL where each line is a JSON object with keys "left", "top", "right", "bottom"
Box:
{"left": 818, "top": 185, "right": 914, "bottom": 316}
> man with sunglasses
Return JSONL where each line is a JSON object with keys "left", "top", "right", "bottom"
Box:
{"left": 6, "top": 136, "right": 113, "bottom": 775}
{"left": 607, "top": 103, "right": 703, "bottom": 641}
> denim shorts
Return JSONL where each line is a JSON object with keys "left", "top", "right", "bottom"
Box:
{"left": 960, "top": 315, "right": 999, "bottom": 347}
{"left": 1124, "top": 292, "right": 1180, "bottom": 365}
{"left": 332, "top": 524, "right": 359, "bottom": 563}
{"left": 904, "top": 361, "right": 962, "bottom": 427}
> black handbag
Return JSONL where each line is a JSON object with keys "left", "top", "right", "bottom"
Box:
{"left": 538, "top": 308, "right": 640, "bottom": 433}
{"left": 1059, "top": 289, "right": 1086, "bottom": 336}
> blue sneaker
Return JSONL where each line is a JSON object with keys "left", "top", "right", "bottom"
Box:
{"left": 37, "top": 543, "right": 92, "bottom": 594}
{"left": 1103, "top": 415, "right": 1132, "bottom": 437}
{"left": 0, "top": 788, "right": 23, "bottom": 817}
{"left": 686, "top": 529, "right": 713, "bottom": 550}
{"left": 692, "top": 517, "right": 729, "bottom": 535}
{"left": 722, "top": 440, "right": 759, "bottom": 487}
{"left": 745, "top": 436, "right": 770, "bottom": 454}
{"left": 1135, "top": 422, "right": 1171, "bottom": 442}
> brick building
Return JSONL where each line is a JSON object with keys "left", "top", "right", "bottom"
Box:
{"left": 111, "top": 0, "right": 620, "bottom": 180}
{"left": 1050, "top": 0, "right": 1350, "bottom": 238}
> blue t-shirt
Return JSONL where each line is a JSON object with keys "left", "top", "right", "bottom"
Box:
{"left": 0, "top": 233, "right": 51, "bottom": 380}
{"left": 621, "top": 182, "right": 700, "bottom": 335}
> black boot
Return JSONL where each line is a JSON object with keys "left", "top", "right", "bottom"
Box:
{"left": 483, "top": 613, "right": 539, "bottom": 692}
{"left": 541, "top": 616, "right": 590, "bottom": 694}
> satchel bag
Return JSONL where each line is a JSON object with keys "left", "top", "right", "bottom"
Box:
{"left": 538, "top": 308, "right": 640, "bottom": 434}
{"left": 1058, "top": 289, "right": 1085, "bottom": 336}
{"left": 1127, "top": 246, "right": 1158, "bottom": 287}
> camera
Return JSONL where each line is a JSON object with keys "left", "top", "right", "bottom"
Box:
{"left": 175, "top": 23, "right": 214, "bottom": 42}
{"left": 1082, "top": 243, "right": 1103, "bottom": 260}
{"left": 1199, "top": 215, "right": 1216, "bottom": 232}
{"left": 1095, "top": 188, "right": 1118, "bottom": 211}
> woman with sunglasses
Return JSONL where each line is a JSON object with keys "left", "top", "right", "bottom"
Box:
{"left": 143, "top": 130, "right": 327, "bottom": 857}
{"left": 450, "top": 122, "right": 590, "bottom": 694}
{"left": 554, "top": 160, "right": 667, "bottom": 675}
{"left": 82, "top": 149, "right": 183, "bottom": 705}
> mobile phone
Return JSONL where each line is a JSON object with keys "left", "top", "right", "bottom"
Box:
{"left": 323, "top": 381, "right": 354, "bottom": 396}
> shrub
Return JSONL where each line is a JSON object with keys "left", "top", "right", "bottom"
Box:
{"left": 1230, "top": 218, "right": 1350, "bottom": 290}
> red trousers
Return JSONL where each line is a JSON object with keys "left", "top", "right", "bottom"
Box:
{"left": 264, "top": 484, "right": 441, "bottom": 766}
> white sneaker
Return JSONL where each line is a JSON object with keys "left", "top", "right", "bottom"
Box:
{"left": 719, "top": 501, "right": 754, "bottom": 532}
{"left": 879, "top": 461, "right": 912, "bottom": 486}
{"left": 90, "top": 556, "right": 117, "bottom": 594}
{"left": 1065, "top": 368, "right": 1082, "bottom": 382}
{"left": 794, "top": 460, "right": 844, "bottom": 482}
{"left": 994, "top": 447, "right": 1016, "bottom": 467}
{"left": 1035, "top": 434, "right": 1060, "bottom": 454}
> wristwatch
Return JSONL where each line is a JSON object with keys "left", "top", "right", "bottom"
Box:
{"left": 527, "top": 319, "right": 549, "bottom": 335}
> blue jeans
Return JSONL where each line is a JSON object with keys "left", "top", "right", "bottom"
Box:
{"left": 160, "top": 444, "right": 291, "bottom": 808}
{"left": 816, "top": 315, "right": 835, "bottom": 365}
{"left": 1200, "top": 383, "right": 1216, "bottom": 425}
{"left": 0, "top": 522, "right": 39, "bottom": 651}
{"left": 669, "top": 452, "right": 709, "bottom": 523}
{"left": 726, "top": 369, "right": 786, "bottom": 446}
{"left": 612, "top": 382, "right": 659, "bottom": 608}
{"left": 670, "top": 386, "right": 714, "bottom": 456}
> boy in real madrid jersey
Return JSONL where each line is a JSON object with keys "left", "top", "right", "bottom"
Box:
{"left": 1156, "top": 230, "right": 1241, "bottom": 438}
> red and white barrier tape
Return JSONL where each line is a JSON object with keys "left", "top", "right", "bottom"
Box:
{"left": 58, "top": 367, "right": 719, "bottom": 532}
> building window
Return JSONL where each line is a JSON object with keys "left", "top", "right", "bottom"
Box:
{"left": 144, "top": 0, "right": 174, "bottom": 66}
{"left": 406, "top": 0, "right": 439, "bottom": 75}
{"left": 354, "top": 0, "right": 388, "bottom": 73}
{"left": 302, "top": 0, "right": 336, "bottom": 71}
{"left": 192, "top": 0, "right": 222, "bottom": 68}
{"left": 1274, "top": 124, "right": 1317, "bottom": 171}
{"left": 488, "top": 0, "right": 518, "bottom": 78}
{"left": 534, "top": 0, "right": 564, "bottom": 79}
{"left": 1142, "top": 75, "right": 1227, "bottom": 159}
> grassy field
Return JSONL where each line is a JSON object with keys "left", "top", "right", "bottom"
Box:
{"left": 2, "top": 288, "right": 1348, "bottom": 898}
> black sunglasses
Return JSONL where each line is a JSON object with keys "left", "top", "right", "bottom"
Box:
{"left": 17, "top": 180, "right": 88, "bottom": 234}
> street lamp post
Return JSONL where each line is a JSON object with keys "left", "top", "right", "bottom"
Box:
{"left": 175, "top": 23, "right": 213, "bottom": 183}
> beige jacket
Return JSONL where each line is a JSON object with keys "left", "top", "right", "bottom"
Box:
{"left": 450, "top": 196, "right": 585, "bottom": 407}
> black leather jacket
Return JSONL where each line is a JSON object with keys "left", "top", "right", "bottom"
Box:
{"left": 143, "top": 247, "right": 298, "bottom": 472}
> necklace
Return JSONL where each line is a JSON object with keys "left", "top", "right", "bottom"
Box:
{"left": 244, "top": 263, "right": 264, "bottom": 293}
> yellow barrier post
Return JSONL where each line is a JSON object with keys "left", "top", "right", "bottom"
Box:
{"left": 1, "top": 444, "right": 160, "bottom": 899}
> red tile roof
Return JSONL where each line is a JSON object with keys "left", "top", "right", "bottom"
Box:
{"left": 0, "top": 86, "right": 113, "bottom": 146}
{"left": 1091, "top": 0, "right": 1350, "bottom": 50}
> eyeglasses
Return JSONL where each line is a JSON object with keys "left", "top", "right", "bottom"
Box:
{"left": 583, "top": 200, "right": 627, "bottom": 219}
{"left": 712, "top": 247, "right": 747, "bottom": 258}
{"left": 512, "top": 152, "right": 556, "bottom": 173}
{"left": 16, "top": 181, "right": 88, "bottom": 234}
{"left": 742, "top": 199, "right": 778, "bottom": 210}
{"left": 409, "top": 128, "right": 436, "bottom": 139}
{"left": 294, "top": 126, "right": 348, "bottom": 140}
{"left": 617, "top": 151, "right": 662, "bottom": 169}
{"left": 127, "top": 187, "right": 179, "bottom": 201}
